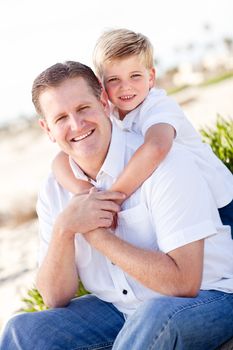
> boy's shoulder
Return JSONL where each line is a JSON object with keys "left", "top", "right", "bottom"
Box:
{"left": 144, "top": 87, "right": 169, "bottom": 107}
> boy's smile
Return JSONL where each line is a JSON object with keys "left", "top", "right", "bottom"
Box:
{"left": 103, "top": 55, "right": 155, "bottom": 119}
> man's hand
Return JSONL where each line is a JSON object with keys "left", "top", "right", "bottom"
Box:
{"left": 54, "top": 190, "right": 125, "bottom": 238}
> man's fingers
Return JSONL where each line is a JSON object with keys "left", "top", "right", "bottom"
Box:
{"left": 99, "top": 217, "right": 113, "bottom": 228}
{"left": 100, "top": 200, "right": 121, "bottom": 213}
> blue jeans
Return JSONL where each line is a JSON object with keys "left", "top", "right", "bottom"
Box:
{"left": 1, "top": 291, "right": 233, "bottom": 350}
{"left": 219, "top": 199, "right": 233, "bottom": 238}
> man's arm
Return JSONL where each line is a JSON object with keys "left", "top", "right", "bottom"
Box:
{"left": 36, "top": 190, "right": 125, "bottom": 308}
{"left": 84, "top": 228, "right": 204, "bottom": 297}
{"left": 84, "top": 147, "right": 215, "bottom": 298}
{"left": 36, "top": 225, "right": 78, "bottom": 308}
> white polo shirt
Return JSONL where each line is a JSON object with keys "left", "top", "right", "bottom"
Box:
{"left": 112, "top": 88, "right": 233, "bottom": 208}
{"left": 37, "top": 120, "right": 233, "bottom": 315}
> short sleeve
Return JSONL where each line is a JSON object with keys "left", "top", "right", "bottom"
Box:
{"left": 139, "top": 94, "right": 186, "bottom": 137}
{"left": 143, "top": 146, "right": 218, "bottom": 253}
{"left": 36, "top": 178, "right": 54, "bottom": 266}
{"left": 36, "top": 174, "right": 71, "bottom": 266}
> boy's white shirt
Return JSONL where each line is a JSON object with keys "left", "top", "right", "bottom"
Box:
{"left": 111, "top": 87, "right": 233, "bottom": 208}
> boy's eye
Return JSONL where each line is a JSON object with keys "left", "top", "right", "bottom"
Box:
{"left": 131, "top": 73, "right": 141, "bottom": 79}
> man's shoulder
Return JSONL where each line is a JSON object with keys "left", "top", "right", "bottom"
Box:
{"left": 143, "top": 144, "right": 197, "bottom": 189}
{"left": 38, "top": 172, "right": 71, "bottom": 207}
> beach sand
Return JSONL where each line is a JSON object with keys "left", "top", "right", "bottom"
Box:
{"left": 0, "top": 78, "right": 232, "bottom": 331}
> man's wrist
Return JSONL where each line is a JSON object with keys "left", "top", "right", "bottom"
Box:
{"left": 53, "top": 215, "right": 77, "bottom": 241}
{"left": 84, "top": 228, "right": 110, "bottom": 245}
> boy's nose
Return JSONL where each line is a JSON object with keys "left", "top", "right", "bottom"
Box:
{"left": 120, "top": 80, "right": 131, "bottom": 90}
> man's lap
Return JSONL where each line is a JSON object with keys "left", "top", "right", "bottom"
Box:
{"left": 0, "top": 294, "right": 125, "bottom": 350}
{"left": 1, "top": 290, "right": 233, "bottom": 350}
{"left": 113, "top": 290, "right": 233, "bottom": 350}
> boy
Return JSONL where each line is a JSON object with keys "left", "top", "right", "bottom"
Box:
{"left": 52, "top": 28, "right": 233, "bottom": 231}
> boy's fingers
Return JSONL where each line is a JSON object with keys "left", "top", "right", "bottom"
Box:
{"left": 89, "top": 187, "right": 98, "bottom": 193}
{"left": 110, "top": 213, "right": 118, "bottom": 230}
{"left": 93, "top": 190, "right": 126, "bottom": 201}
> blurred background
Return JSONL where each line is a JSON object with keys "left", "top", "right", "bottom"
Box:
{"left": 0, "top": 0, "right": 233, "bottom": 331}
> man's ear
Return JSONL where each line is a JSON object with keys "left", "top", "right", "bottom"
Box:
{"left": 149, "top": 68, "right": 156, "bottom": 88}
{"left": 38, "top": 118, "right": 56, "bottom": 142}
{"left": 100, "top": 89, "right": 110, "bottom": 117}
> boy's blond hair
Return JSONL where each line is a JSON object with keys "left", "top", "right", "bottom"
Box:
{"left": 93, "top": 28, "right": 154, "bottom": 78}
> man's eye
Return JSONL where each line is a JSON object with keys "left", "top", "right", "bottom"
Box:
{"left": 107, "top": 77, "right": 118, "bottom": 83}
{"left": 79, "top": 106, "right": 89, "bottom": 112}
{"left": 55, "top": 115, "right": 67, "bottom": 123}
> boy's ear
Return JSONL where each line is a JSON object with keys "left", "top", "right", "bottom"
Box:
{"left": 38, "top": 118, "right": 56, "bottom": 143}
{"left": 149, "top": 68, "right": 156, "bottom": 88}
{"left": 100, "top": 89, "right": 110, "bottom": 117}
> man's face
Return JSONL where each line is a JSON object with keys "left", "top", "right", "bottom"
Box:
{"left": 38, "top": 77, "right": 111, "bottom": 173}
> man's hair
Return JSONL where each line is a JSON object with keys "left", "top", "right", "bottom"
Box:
{"left": 93, "top": 28, "right": 154, "bottom": 78}
{"left": 32, "top": 61, "right": 102, "bottom": 116}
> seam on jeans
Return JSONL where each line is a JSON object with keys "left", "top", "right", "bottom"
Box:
{"left": 148, "top": 292, "right": 232, "bottom": 350}
{"left": 71, "top": 341, "right": 113, "bottom": 350}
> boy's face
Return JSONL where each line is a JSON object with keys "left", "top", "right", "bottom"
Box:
{"left": 102, "top": 55, "right": 155, "bottom": 119}
{"left": 38, "top": 77, "right": 111, "bottom": 174}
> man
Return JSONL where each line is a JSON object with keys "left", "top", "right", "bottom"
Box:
{"left": 1, "top": 61, "right": 233, "bottom": 349}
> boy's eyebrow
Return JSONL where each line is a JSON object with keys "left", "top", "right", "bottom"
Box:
{"left": 104, "top": 70, "right": 143, "bottom": 78}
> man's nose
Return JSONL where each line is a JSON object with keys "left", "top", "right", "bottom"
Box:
{"left": 69, "top": 114, "right": 84, "bottom": 130}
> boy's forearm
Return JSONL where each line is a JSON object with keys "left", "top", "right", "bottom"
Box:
{"left": 110, "top": 141, "right": 167, "bottom": 198}
{"left": 52, "top": 150, "right": 93, "bottom": 194}
{"left": 110, "top": 124, "right": 175, "bottom": 199}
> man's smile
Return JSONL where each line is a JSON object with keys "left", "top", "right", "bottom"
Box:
{"left": 71, "top": 129, "right": 95, "bottom": 142}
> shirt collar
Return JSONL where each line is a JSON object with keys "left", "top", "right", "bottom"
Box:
{"left": 111, "top": 88, "right": 156, "bottom": 129}
{"left": 69, "top": 120, "right": 126, "bottom": 183}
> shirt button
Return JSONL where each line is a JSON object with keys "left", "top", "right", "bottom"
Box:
{"left": 111, "top": 262, "right": 115, "bottom": 265}
{"left": 122, "top": 289, "right": 128, "bottom": 295}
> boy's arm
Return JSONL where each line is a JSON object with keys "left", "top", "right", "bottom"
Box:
{"left": 52, "top": 151, "right": 93, "bottom": 193}
{"left": 110, "top": 123, "right": 175, "bottom": 201}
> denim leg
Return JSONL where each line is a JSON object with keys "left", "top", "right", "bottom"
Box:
{"left": 219, "top": 199, "right": 233, "bottom": 238}
{"left": 0, "top": 294, "right": 125, "bottom": 350}
{"left": 113, "top": 290, "right": 233, "bottom": 350}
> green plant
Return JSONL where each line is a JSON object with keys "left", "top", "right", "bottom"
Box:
{"left": 200, "top": 71, "right": 233, "bottom": 87}
{"left": 200, "top": 115, "right": 233, "bottom": 173}
{"left": 21, "top": 281, "right": 89, "bottom": 312}
{"left": 21, "top": 288, "right": 48, "bottom": 312}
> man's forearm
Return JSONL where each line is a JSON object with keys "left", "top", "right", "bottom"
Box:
{"left": 84, "top": 228, "right": 203, "bottom": 297}
{"left": 36, "top": 227, "right": 78, "bottom": 308}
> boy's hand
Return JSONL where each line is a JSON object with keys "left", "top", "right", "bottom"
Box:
{"left": 111, "top": 212, "right": 118, "bottom": 230}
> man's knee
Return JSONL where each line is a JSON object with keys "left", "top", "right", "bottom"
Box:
{"left": 1, "top": 313, "right": 34, "bottom": 349}
{"left": 4, "top": 312, "right": 30, "bottom": 334}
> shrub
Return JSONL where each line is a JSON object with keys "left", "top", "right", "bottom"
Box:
{"left": 21, "top": 281, "right": 89, "bottom": 312}
{"left": 200, "top": 115, "right": 233, "bottom": 173}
